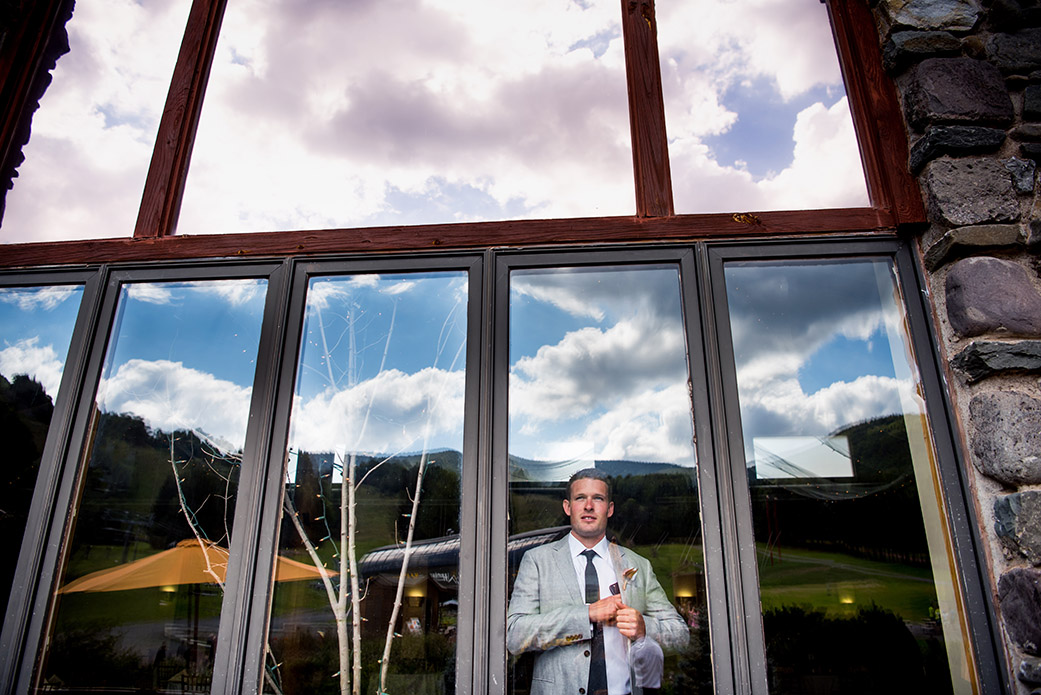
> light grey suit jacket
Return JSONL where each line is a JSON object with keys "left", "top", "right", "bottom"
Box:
{"left": 506, "top": 535, "right": 689, "bottom": 695}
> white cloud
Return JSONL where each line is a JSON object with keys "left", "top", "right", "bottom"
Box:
{"left": 289, "top": 366, "right": 465, "bottom": 456}
{"left": 2, "top": 0, "right": 867, "bottom": 242}
{"left": 98, "top": 358, "right": 254, "bottom": 450}
{"left": 511, "top": 313, "right": 687, "bottom": 422}
{"left": 126, "top": 283, "right": 174, "bottom": 305}
{"left": 2, "top": 0, "right": 189, "bottom": 243}
{"left": 738, "top": 374, "right": 911, "bottom": 444}
{"left": 0, "top": 337, "right": 65, "bottom": 397}
{"left": 0, "top": 285, "right": 80, "bottom": 312}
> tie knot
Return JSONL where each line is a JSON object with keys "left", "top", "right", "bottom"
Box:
{"left": 581, "top": 549, "right": 597, "bottom": 562}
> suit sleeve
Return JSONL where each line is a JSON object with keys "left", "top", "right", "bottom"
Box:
{"left": 637, "top": 561, "right": 690, "bottom": 655}
{"left": 506, "top": 550, "right": 591, "bottom": 655}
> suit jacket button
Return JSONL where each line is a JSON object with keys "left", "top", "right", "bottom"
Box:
{"left": 579, "top": 690, "right": 586, "bottom": 694}
{"left": 584, "top": 650, "right": 590, "bottom": 657}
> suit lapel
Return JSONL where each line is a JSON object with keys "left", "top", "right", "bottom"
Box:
{"left": 550, "top": 535, "right": 584, "bottom": 605}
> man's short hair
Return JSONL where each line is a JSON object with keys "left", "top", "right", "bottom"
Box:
{"left": 565, "top": 468, "right": 612, "bottom": 501}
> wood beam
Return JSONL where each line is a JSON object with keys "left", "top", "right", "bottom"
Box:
{"left": 0, "top": 207, "right": 892, "bottom": 268}
{"left": 621, "top": 0, "right": 674, "bottom": 217}
{"left": 133, "top": 0, "right": 226, "bottom": 239}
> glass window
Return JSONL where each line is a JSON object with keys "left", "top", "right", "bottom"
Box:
{"left": 506, "top": 265, "right": 712, "bottom": 694}
{"left": 658, "top": 0, "right": 870, "bottom": 213}
{"left": 0, "top": 284, "right": 84, "bottom": 612}
{"left": 723, "top": 258, "right": 972, "bottom": 694}
{"left": 265, "top": 272, "right": 468, "bottom": 695}
{"left": 36, "top": 278, "right": 268, "bottom": 693}
{"left": 177, "top": 0, "right": 632, "bottom": 235}
{"left": 1, "top": 1, "right": 191, "bottom": 244}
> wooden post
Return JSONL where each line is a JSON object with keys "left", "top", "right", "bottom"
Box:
{"left": 620, "top": 0, "right": 674, "bottom": 218}
{"left": 134, "top": 0, "right": 227, "bottom": 238}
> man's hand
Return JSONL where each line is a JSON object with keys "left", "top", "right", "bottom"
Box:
{"left": 615, "top": 604, "right": 646, "bottom": 640}
{"left": 588, "top": 595, "right": 623, "bottom": 624}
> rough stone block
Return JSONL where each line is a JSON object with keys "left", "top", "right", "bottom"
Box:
{"left": 924, "top": 223, "right": 1022, "bottom": 269}
{"left": 883, "top": 30, "right": 962, "bottom": 73}
{"left": 1024, "top": 142, "right": 1041, "bottom": 163}
{"left": 905, "top": 58, "right": 1014, "bottom": 129}
{"left": 946, "top": 257, "right": 1041, "bottom": 337}
{"left": 995, "top": 491, "right": 1041, "bottom": 565}
{"left": 968, "top": 390, "right": 1041, "bottom": 485}
{"left": 998, "top": 568, "right": 1041, "bottom": 655}
{"left": 1013, "top": 124, "right": 1041, "bottom": 142}
{"left": 908, "top": 126, "right": 1005, "bottom": 173}
{"left": 924, "top": 157, "right": 1019, "bottom": 226}
{"left": 986, "top": 0, "right": 1041, "bottom": 32}
{"left": 1026, "top": 86, "right": 1041, "bottom": 121}
{"left": 951, "top": 339, "right": 1041, "bottom": 380}
{"left": 884, "top": 0, "right": 981, "bottom": 31}
{"left": 987, "top": 28, "right": 1041, "bottom": 75}
{"left": 1006, "top": 157, "right": 1037, "bottom": 194}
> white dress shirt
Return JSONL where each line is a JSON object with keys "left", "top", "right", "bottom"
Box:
{"left": 568, "top": 533, "right": 630, "bottom": 694}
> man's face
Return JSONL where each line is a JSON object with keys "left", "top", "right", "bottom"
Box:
{"left": 563, "top": 478, "right": 614, "bottom": 545}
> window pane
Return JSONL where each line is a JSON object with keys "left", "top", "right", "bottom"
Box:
{"left": 506, "top": 266, "right": 712, "bottom": 694}
{"left": 266, "top": 272, "right": 467, "bottom": 695}
{"left": 178, "top": 0, "right": 632, "bottom": 235}
{"left": 723, "top": 259, "right": 972, "bottom": 694}
{"left": 1, "top": 1, "right": 191, "bottom": 244}
{"left": 0, "top": 285, "right": 84, "bottom": 611}
{"left": 37, "top": 279, "right": 268, "bottom": 693}
{"left": 658, "top": 0, "right": 870, "bottom": 213}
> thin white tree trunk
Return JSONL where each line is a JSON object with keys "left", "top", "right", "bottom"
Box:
{"left": 378, "top": 450, "right": 429, "bottom": 693}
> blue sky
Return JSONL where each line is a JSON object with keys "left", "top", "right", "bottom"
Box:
{"left": 1, "top": 0, "right": 868, "bottom": 243}
{"left": 1, "top": 260, "right": 921, "bottom": 479}
{"left": 289, "top": 273, "right": 468, "bottom": 459}
{"left": 0, "top": 285, "right": 84, "bottom": 397}
{"left": 724, "top": 259, "right": 918, "bottom": 470}
{"left": 509, "top": 265, "right": 696, "bottom": 470}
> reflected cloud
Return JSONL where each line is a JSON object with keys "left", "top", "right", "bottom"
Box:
{"left": 726, "top": 261, "right": 916, "bottom": 452}
{"left": 0, "top": 286, "right": 79, "bottom": 311}
{"left": 290, "top": 366, "right": 465, "bottom": 456}
{"left": 98, "top": 358, "right": 253, "bottom": 451}
{"left": 511, "top": 313, "right": 686, "bottom": 421}
{"left": 126, "top": 284, "right": 175, "bottom": 305}
{"left": 0, "top": 337, "right": 64, "bottom": 397}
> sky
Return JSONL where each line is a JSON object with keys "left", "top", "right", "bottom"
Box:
{"left": 0, "top": 259, "right": 925, "bottom": 484}
{"left": 724, "top": 259, "right": 924, "bottom": 476}
{"left": 509, "top": 265, "right": 697, "bottom": 473}
{"left": 0, "top": 285, "right": 84, "bottom": 397}
{"left": 1, "top": 0, "right": 869, "bottom": 243}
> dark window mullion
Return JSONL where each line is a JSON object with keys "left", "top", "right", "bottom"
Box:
{"left": 212, "top": 258, "right": 297, "bottom": 695}
{"left": 681, "top": 247, "right": 737, "bottom": 695}
{"left": 0, "top": 268, "right": 105, "bottom": 695}
{"left": 702, "top": 244, "right": 771, "bottom": 695}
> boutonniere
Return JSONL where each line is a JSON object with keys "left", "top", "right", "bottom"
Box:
{"left": 622, "top": 567, "right": 638, "bottom": 591}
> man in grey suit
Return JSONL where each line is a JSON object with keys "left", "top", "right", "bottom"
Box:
{"left": 507, "top": 469, "right": 689, "bottom": 695}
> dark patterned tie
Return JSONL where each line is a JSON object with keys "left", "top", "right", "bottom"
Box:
{"left": 582, "top": 549, "right": 609, "bottom": 695}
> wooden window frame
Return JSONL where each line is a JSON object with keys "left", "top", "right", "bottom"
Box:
{"left": 0, "top": 0, "right": 923, "bottom": 268}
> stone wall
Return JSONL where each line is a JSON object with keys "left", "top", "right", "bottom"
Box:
{"left": 872, "top": 1, "right": 1041, "bottom": 691}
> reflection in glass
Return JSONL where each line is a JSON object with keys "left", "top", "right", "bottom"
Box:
{"left": 37, "top": 279, "right": 267, "bottom": 693}
{"left": 506, "top": 266, "right": 711, "bottom": 694}
{"left": 1, "top": 1, "right": 191, "bottom": 244}
{"left": 0, "top": 285, "right": 84, "bottom": 612}
{"left": 724, "top": 260, "right": 971, "bottom": 694}
{"left": 267, "top": 272, "right": 467, "bottom": 695}
{"left": 178, "top": 0, "right": 632, "bottom": 235}
{"left": 657, "top": 0, "right": 869, "bottom": 213}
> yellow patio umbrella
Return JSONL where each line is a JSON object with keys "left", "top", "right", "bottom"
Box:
{"left": 58, "top": 538, "right": 328, "bottom": 593}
